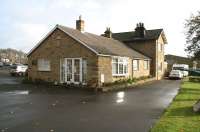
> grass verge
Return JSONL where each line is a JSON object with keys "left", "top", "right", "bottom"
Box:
{"left": 150, "top": 80, "right": 200, "bottom": 132}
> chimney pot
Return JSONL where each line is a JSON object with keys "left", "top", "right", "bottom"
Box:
{"left": 104, "top": 27, "right": 112, "bottom": 38}
{"left": 135, "top": 22, "right": 146, "bottom": 37}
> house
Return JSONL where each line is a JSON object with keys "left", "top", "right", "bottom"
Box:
{"left": 27, "top": 16, "right": 167, "bottom": 88}
{"left": 112, "top": 23, "right": 167, "bottom": 80}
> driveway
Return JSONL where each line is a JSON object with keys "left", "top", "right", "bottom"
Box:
{"left": 0, "top": 69, "right": 181, "bottom": 132}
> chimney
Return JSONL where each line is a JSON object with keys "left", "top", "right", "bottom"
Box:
{"left": 76, "top": 15, "right": 84, "bottom": 32}
{"left": 135, "top": 23, "right": 146, "bottom": 37}
{"left": 104, "top": 27, "right": 112, "bottom": 38}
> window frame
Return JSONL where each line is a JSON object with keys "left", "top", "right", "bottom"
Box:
{"left": 158, "top": 62, "right": 162, "bottom": 72}
{"left": 112, "top": 57, "right": 128, "bottom": 76}
{"left": 133, "top": 59, "right": 140, "bottom": 71}
{"left": 37, "top": 59, "right": 51, "bottom": 71}
{"left": 144, "top": 60, "right": 149, "bottom": 70}
{"left": 158, "top": 43, "right": 163, "bottom": 52}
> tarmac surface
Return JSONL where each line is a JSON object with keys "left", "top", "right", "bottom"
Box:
{"left": 0, "top": 68, "right": 181, "bottom": 132}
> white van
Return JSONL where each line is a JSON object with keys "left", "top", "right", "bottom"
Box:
{"left": 172, "top": 64, "right": 189, "bottom": 76}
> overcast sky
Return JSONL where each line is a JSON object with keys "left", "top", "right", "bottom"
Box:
{"left": 0, "top": 0, "right": 199, "bottom": 56}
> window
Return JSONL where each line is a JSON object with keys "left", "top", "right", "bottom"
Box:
{"left": 133, "top": 59, "right": 139, "bottom": 71}
{"left": 112, "top": 57, "right": 128, "bottom": 76}
{"left": 60, "top": 59, "right": 65, "bottom": 83}
{"left": 144, "top": 60, "right": 149, "bottom": 70}
{"left": 158, "top": 62, "right": 162, "bottom": 71}
{"left": 82, "top": 59, "right": 87, "bottom": 83}
{"left": 158, "top": 43, "right": 162, "bottom": 52}
{"left": 38, "top": 59, "right": 50, "bottom": 71}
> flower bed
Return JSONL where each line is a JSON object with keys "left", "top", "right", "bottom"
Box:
{"left": 102, "top": 76, "right": 156, "bottom": 92}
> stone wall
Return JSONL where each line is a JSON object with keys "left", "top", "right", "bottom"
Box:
{"left": 28, "top": 28, "right": 99, "bottom": 87}
{"left": 124, "top": 35, "right": 166, "bottom": 80}
{"left": 98, "top": 56, "right": 150, "bottom": 84}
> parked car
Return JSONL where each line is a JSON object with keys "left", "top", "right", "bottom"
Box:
{"left": 0, "top": 62, "right": 3, "bottom": 67}
{"left": 10, "top": 64, "right": 28, "bottom": 76}
{"left": 172, "top": 64, "right": 189, "bottom": 77}
{"left": 169, "top": 70, "right": 183, "bottom": 79}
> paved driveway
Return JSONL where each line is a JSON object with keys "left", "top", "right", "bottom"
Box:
{"left": 0, "top": 69, "right": 180, "bottom": 132}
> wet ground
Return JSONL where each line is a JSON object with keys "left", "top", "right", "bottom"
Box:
{"left": 0, "top": 68, "right": 181, "bottom": 132}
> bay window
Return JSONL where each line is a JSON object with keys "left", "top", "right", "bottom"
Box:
{"left": 112, "top": 57, "right": 128, "bottom": 76}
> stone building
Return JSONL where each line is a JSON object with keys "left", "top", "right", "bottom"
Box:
{"left": 27, "top": 16, "right": 167, "bottom": 88}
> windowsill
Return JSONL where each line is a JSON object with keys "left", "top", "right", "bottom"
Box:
{"left": 38, "top": 70, "right": 51, "bottom": 72}
{"left": 112, "top": 74, "right": 128, "bottom": 77}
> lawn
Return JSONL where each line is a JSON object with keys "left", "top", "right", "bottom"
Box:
{"left": 151, "top": 80, "right": 200, "bottom": 132}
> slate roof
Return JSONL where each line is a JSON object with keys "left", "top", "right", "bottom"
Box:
{"left": 37, "top": 25, "right": 149, "bottom": 59}
{"left": 28, "top": 24, "right": 151, "bottom": 59}
{"left": 112, "top": 29, "right": 165, "bottom": 42}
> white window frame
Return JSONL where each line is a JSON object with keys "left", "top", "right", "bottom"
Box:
{"left": 133, "top": 59, "right": 139, "bottom": 71}
{"left": 144, "top": 60, "right": 149, "bottom": 70}
{"left": 158, "top": 62, "right": 162, "bottom": 72}
{"left": 112, "top": 57, "right": 128, "bottom": 76}
{"left": 158, "top": 43, "right": 162, "bottom": 52}
{"left": 37, "top": 59, "right": 51, "bottom": 71}
{"left": 60, "top": 58, "right": 84, "bottom": 85}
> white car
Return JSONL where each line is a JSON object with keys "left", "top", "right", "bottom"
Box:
{"left": 0, "top": 62, "right": 3, "bottom": 67}
{"left": 172, "top": 64, "right": 189, "bottom": 77}
{"left": 10, "top": 64, "right": 28, "bottom": 76}
{"left": 169, "top": 70, "right": 183, "bottom": 79}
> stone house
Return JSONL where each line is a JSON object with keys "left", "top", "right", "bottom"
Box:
{"left": 27, "top": 16, "right": 167, "bottom": 87}
{"left": 112, "top": 23, "right": 167, "bottom": 80}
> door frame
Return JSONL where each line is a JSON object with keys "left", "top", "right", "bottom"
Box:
{"left": 62, "top": 58, "right": 82, "bottom": 84}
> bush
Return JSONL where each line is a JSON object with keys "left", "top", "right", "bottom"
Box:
{"left": 189, "top": 76, "right": 200, "bottom": 82}
{"left": 103, "top": 76, "right": 151, "bottom": 87}
{"left": 22, "top": 77, "right": 33, "bottom": 84}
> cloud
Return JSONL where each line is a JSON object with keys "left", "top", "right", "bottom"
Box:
{"left": 0, "top": 0, "right": 200, "bottom": 56}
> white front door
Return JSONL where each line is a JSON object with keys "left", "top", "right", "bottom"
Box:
{"left": 64, "top": 58, "right": 82, "bottom": 84}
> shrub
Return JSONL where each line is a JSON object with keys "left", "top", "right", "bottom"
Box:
{"left": 102, "top": 76, "right": 152, "bottom": 87}
{"left": 22, "top": 77, "right": 33, "bottom": 84}
{"left": 189, "top": 76, "right": 200, "bottom": 82}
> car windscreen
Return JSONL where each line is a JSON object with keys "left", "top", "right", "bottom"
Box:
{"left": 173, "top": 67, "right": 184, "bottom": 70}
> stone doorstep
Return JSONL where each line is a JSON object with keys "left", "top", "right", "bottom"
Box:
{"left": 101, "top": 77, "right": 156, "bottom": 92}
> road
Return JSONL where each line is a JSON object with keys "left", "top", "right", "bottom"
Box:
{"left": 0, "top": 68, "right": 181, "bottom": 132}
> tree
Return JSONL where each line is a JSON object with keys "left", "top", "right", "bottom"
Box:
{"left": 185, "top": 11, "right": 200, "bottom": 60}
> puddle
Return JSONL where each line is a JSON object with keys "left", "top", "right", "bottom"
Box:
{"left": 116, "top": 91, "right": 125, "bottom": 103}
{"left": 5, "top": 90, "right": 29, "bottom": 95}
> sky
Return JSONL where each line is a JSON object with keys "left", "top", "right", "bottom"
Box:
{"left": 0, "top": 0, "right": 199, "bottom": 57}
